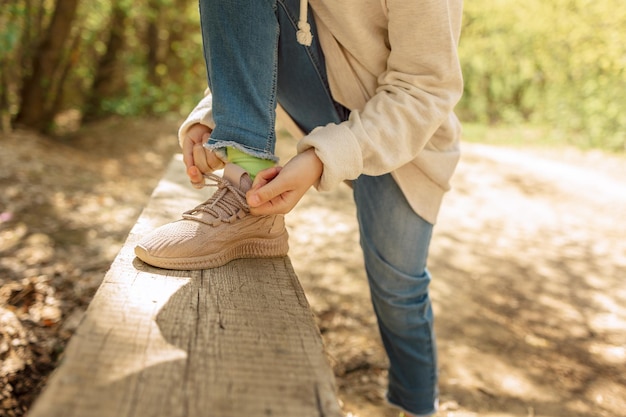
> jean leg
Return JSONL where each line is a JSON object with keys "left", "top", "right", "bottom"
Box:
{"left": 219, "top": 0, "right": 439, "bottom": 412}
{"left": 353, "top": 174, "right": 438, "bottom": 417}
{"left": 199, "top": 0, "right": 279, "bottom": 159}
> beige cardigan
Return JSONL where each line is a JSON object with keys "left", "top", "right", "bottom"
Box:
{"left": 180, "top": 0, "right": 464, "bottom": 224}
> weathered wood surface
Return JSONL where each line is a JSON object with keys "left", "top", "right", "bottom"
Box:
{"left": 29, "top": 155, "right": 342, "bottom": 417}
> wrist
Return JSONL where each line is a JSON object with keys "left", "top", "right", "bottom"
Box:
{"left": 303, "top": 148, "right": 323, "bottom": 183}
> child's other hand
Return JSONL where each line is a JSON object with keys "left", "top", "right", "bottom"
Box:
{"left": 181, "top": 123, "right": 224, "bottom": 188}
{"left": 247, "top": 149, "right": 323, "bottom": 215}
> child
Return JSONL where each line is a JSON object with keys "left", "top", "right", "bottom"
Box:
{"left": 136, "top": 0, "right": 463, "bottom": 415}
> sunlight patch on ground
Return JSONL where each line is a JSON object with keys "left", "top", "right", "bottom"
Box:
{"left": 588, "top": 344, "right": 626, "bottom": 364}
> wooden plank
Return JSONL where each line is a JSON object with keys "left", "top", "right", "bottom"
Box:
{"left": 29, "top": 155, "right": 342, "bottom": 417}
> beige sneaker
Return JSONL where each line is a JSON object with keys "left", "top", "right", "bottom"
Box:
{"left": 134, "top": 164, "right": 289, "bottom": 270}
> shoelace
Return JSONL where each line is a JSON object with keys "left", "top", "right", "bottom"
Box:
{"left": 182, "top": 172, "right": 249, "bottom": 223}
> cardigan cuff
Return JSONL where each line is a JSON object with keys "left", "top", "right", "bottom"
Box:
{"left": 177, "top": 93, "right": 215, "bottom": 148}
{"left": 297, "top": 123, "right": 363, "bottom": 191}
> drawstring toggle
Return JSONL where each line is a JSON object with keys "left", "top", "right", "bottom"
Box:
{"left": 296, "top": 0, "right": 313, "bottom": 46}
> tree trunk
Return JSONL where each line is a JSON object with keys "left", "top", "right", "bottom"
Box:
{"left": 14, "top": 0, "right": 79, "bottom": 132}
{"left": 83, "top": 1, "right": 128, "bottom": 121}
{"left": 1, "top": 63, "right": 10, "bottom": 133}
{"left": 146, "top": 0, "right": 161, "bottom": 88}
{"left": 164, "top": 0, "right": 193, "bottom": 86}
{"left": 45, "top": 27, "right": 82, "bottom": 126}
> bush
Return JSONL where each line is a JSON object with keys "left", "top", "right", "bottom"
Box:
{"left": 458, "top": 0, "right": 626, "bottom": 151}
{"left": 0, "top": 0, "right": 206, "bottom": 132}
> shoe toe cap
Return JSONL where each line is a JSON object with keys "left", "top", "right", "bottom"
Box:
{"left": 135, "top": 220, "right": 207, "bottom": 258}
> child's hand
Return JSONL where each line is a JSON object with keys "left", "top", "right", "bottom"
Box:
{"left": 247, "top": 149, "right": 323, "bottom": 215}
{"left": 181, "top": 123, "right": 224, "bottom": 188}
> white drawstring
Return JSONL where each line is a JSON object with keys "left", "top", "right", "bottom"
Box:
{"left": 296, "top": 0, "right": 312, "bottom": 46}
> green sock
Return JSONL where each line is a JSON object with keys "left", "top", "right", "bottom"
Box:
{"left": 226, "top": 147, "right": 275, "bottom": 180}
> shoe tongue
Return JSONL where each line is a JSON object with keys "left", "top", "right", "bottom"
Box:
{"left": 222, "top": 163, "right": 253, "bottom": 192}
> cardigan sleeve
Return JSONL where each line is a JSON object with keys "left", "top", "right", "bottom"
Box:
{"left": 298, "top": 0, "right": 464, "bottom": 191}
{"left": 177, "top": 89, "right": 215, "bottom": 148}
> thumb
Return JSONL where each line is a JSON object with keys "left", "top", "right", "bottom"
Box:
{"left": 250, "top": 166, "right": 281, "bottom": 190}
{"left": 247, "top": 174, "right": 288, "bottom": 208}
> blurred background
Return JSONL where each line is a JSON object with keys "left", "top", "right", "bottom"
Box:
{"left": 1, "top": 1, "right": 625, "bottom": 417}
{"left": 0, "top": 0, "right": 624, "bottom": 149}
{"left": 1, "top": 0, "right": 205, "bottom": 133}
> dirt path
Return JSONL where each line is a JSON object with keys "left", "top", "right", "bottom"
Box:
{"left": 1, "top": 121, "right": 625, "bottom": 417}
{"left": 429, "top": 145, "right": 625, "bottom": 417}
{"left": 283, "top": 138, "right": 626, "bottom": 417}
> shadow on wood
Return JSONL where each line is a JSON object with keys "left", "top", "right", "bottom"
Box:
{"left": 28, "top": 155, "right": 342, "bottom": 417}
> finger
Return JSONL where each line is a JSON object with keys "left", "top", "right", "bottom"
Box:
{"left": 199, "top": 132, "right": 224, "bottom": 170}
{"left": 247, "top": 174, "right": 290, "bottom": 208}
{"left": 193, "top": 143, "right": 211, "bottom": 173}
{"left": 205, "top": 150, "right": 225, "bottom": 171}
{"left": 187, "top": 166, "right": 205, "bottom": 189}
{"left": 182, "top": 140, "right": 195, "bottom": 171}
{"left": 249, "top": 194, "right": 292, "bottom": 216}
{"left": 193, "top": 143, "right": 225, "bottom": 173}
{"left": 251, "top": 166, "right": 282, "bottom": 191}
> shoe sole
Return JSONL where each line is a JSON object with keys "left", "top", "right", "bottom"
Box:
{"left": 134, "top": 232, "right": 289, "bottom": 270}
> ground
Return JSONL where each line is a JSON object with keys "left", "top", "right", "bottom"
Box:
{"left": 0, "top": 118, "right": 624, "bottom": 417}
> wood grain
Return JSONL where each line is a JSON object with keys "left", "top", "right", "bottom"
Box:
{"left": 29, "top": 155, "right": 341, "bottom": 417}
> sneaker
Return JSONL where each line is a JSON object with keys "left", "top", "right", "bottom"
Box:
{"left": 134, "top": 163, "right": 289, "bottom": 270}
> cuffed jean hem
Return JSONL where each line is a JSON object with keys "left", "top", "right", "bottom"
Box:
{"left": 388, "top": 396, "right": 438, "bottom": 417}
{"left": 204, "top": 140, "right": 279, "bottom": 163}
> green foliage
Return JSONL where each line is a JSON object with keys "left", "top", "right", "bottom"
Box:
{"left": 0, "top": 3, "right": 30, "bottom": 116}
{"left": 1, "top": 0, "right": 206, "bottom": 130}
{"left": 3, "top": 0, "right": 624, "bottom": 151}
{"left": 71, "top": 0, "right": 206, "bottom": 118}
{"left": 458, "top": 0, "right": 626, "bottom": 151}
{"left": 100, "top": 0, "right": 207, "bottom": 117}
{"left": 0, "top": 6, "right": 21, "bottom": 54}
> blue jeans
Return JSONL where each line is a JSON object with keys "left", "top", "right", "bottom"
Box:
{"left": 199, "top": 0, "right": 437, "bottom": 415}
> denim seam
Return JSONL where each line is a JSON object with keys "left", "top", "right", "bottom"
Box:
{"left": 267, "top": 21, "right": 280, "bottom": 155}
